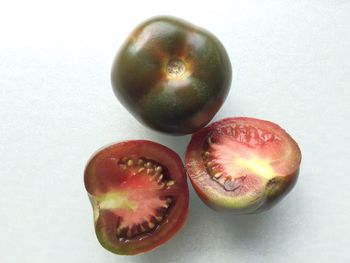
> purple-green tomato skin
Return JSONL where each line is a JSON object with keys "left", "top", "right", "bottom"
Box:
{"left": 111, "top": 16, "right": 232, "bottom": 135}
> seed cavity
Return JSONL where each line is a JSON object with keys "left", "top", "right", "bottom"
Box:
{"left": 117, "top": 157, "right": 175, "bottom": 186}
{"left": 207, "top": 124, "right": 281, "bottom": 149}
{"left": 203, "top": 143, "right": 250, "bottom": 191}
{"left": 114, "top": 197, "right": 174, "bottom": 239}
{"left": 202, "top": 122, "right": 281, "bottom": 190}
{"left": 113, "top": 157, "right": 176, "bottom": 239}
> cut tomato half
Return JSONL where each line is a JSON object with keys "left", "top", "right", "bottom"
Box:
{"left": 84, "top": 140, "right": 189, "bottom": 255}
{"left": 185, "top": 117, "right": 301, "bottom": 213}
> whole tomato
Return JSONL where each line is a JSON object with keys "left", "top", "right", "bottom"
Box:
{"left": 111, "top": 16, "right": 232, "bottom": 135}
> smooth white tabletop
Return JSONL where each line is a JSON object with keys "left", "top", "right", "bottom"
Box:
{"left": 1, "top": 0, "right": 349, "bottom": 262}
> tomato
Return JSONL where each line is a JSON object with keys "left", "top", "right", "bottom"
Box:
{"left": 84, "top": 140, "right": 189, "bottom": 255}
{"left": 111, "top": 16, "right": 232, "bottom": 135}
{"left": 185, "top": 117, "right": 301, "bottom": 213}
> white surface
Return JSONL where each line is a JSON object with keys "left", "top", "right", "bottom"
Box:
{"left": 1, "top": 0, "right": 350, "bottom": 262}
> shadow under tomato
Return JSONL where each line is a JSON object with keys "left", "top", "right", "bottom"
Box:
{"left": 197, "top": 187, "right": 304, "bottom": 255}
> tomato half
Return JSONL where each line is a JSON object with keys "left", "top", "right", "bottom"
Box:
{"left": 111, "top": 16, "right": 232, "bottom": 134}
{"left": 185, "top": 117, "right": 301, "bottom": 213}
{"left": 84, "top": 140, "right": 189, "bottom": 255}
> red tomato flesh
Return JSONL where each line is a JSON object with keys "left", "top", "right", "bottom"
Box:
{"left": 84, "top": 140, "right": 189, "bottom": 255}
{"left": 185, "top": 117, "right": 301, "bottom": 213}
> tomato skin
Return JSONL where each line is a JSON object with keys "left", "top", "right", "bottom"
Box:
{"left": 185, "top": 117, "right": 301, "bottom": 213}
{"left": 111, "top": 16, "right": 232, "bottom": 134}
{"left": 84, "top": 140, "right": 189, "bottom": 255}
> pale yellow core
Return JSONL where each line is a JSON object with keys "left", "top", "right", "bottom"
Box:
{"left": 98, "top": 192, "right": 138, "bottom": 212}
{"left": 235, "top": 158, "right": 275, "bottom": 180}
{"left": 91, "top": 175, "right": 167, "bottom": 229}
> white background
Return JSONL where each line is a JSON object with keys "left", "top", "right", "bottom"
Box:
{"left": 1, "top": 0, "right": 349, "bottom": 262}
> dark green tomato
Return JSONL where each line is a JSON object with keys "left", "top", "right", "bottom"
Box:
{"left": 111, "top": 16, "right": 232, "bottom": 135}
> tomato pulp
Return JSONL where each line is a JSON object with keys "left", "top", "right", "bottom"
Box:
{"left": 185, "top": 117, "right": 301, "bottom": 213}
{"left": 84, "top": 140, "right": 189, "bottom": 255}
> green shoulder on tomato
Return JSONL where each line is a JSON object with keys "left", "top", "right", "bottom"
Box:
{"left": 111, "top": 16, "right": 232, "bottom": 134}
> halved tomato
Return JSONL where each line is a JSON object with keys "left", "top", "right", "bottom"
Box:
{"left": 84, "top": 140, "right": 189, "bottom": 255}
{"left": 185, "top": 117, "right": 301, "bottom": 213}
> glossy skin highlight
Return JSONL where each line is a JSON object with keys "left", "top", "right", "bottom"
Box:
{"left": 111, "top": 16, "right": 232, "bottom": 134}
